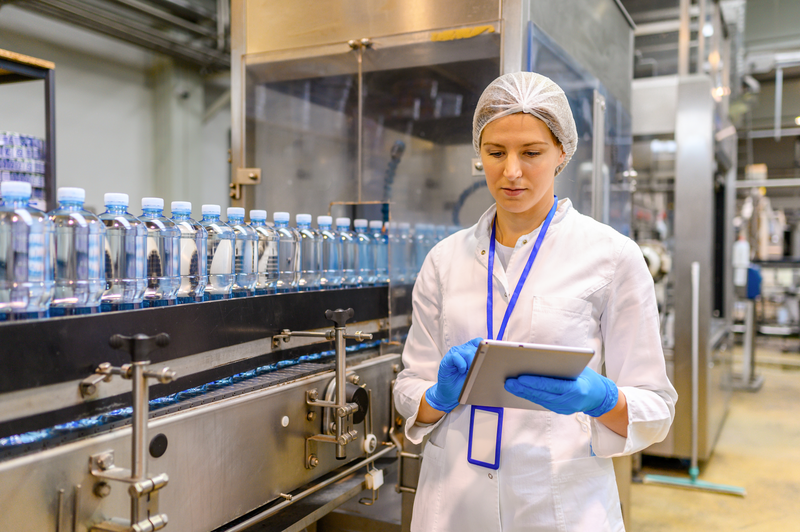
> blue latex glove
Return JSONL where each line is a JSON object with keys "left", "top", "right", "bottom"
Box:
{"left": 424, "top": 338, "right": 483, "bottom": 413}
{"left": 504, "top": 367, "right": 619, "bottom": 417}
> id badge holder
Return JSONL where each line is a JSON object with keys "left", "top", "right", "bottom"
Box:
{"left": 467, "top": 406, "right": 503, "bottom": 470}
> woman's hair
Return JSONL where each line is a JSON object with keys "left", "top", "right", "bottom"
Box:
{"left": 473, "top": 72, "right": 578, "bottom": 176}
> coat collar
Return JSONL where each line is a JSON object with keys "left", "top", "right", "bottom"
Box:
{"left": 472, "top": 198, "right": 573, "bottom": 251}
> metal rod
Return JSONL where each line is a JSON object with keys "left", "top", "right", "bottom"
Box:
{"left": 335, "top": 326, "right": 347, "bottom": 459}
{"left": 735, "top": 177, "right": 800, "bottom": 188}
{"left": 774, "top": 67, "right": 784, "bottom": 142}
{"left": 678, "top": 0, "right": 691, "bottom": 76}
{"left": 72, "top": 484, "right": 80, "bottom": 532}
{"left": 223, "top": 443, "right": 396, "bottom": 532}
{"left": 108, "top": 0, "right": 217, "bottom": 38}
{"left": 591, "top": 90, "right": 607, "bottom": 224}
{"left": 698, "top": 0, "right": 706, "bottom": 73}
{"left": 356, "top": 45, "right": 364, "bottom": 204}
{"left": 56, "top": 488, "right": 64, "bottom": 532}
{"left": 742, "top": 300, "right": 754, "bottom": 384}
{"left": 45, "top": 68, "right": 56, "bottom": 211}
{"left": 130, "top": 361, "right": 149, "bottom": 523}
{"left": 690, "top": 261, "right": 700, "bottom": 479}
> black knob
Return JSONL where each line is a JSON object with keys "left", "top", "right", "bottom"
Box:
{"left": 325, "top": 308, "right": 354, "bottom": 328}
{"left": 108, "top": 333, "right": 170, "bottom": 362}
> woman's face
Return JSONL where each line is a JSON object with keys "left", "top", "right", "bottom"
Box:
{"left": 480, "top": 113, "right": 565, "bottom": 219}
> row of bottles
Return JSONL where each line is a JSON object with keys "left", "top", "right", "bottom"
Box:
{"left": 0, "top": 182, "right": 458, "bottom": 321}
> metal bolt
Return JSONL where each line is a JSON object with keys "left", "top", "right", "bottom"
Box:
{"left": 307, "top": 411, "right": 316, "bottom": 421}
{"left": 308, "top": 389, "right": 319, "bottom": 401}
{"left": 395, "top": 416, "right": 404, "bottom": 427}
{"left": 249, "top": 173, "right": 257, "bottom": 181}
{"left": 93, "top": 481, "right": 111, "bottom": 498}
{"left": 392, "top": 363, "right": 401, "bottom": 373}
{"left": 348, "top": 374, "right": 360, "bottom": 385}
{"left": 307, "top": 455, "right": 319, "bottom": 468}
{"left": 96, "top": 453, "right": 114, "bottom": 470}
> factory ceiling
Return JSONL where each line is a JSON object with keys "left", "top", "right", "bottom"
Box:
{"left": 0, "top": 0, "right": 229, "bottom": 71}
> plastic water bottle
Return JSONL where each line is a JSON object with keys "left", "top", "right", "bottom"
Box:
{"left": 413, "top": 223, "right": 435, "bottom": 279}
{"left": 99, "top": 193, "right": 146, "bottom": 311}
{"left": 317, "top": 215, "right": 342, "bottom": 289}
{"left": 200, "top": 204, "right": 235, "bottom": 300}
{"left": 140, "top": 197, "right": 180, "bottom": 306}
{"left": 399, "top": 222, "right": 413, "bottom": 282}
{"left": 273, "top": 211, "right": 299, "bottom": 292}
{"left": 249, "top": 210, "right": 278, "bottom": 295}
{"left": 369, "top": 220, "right": 389, "bottom": 285}
{"left": 227, "top": 207, "right": 258, "bottom": 297}
{"left": 0, "top": 181, "right": 53, "bottom": 320}
{"left": 170, "top": 201, "right": 207, "bottom": 304}
{"left": 354, "top": 219, "right": 375, "bottom": 286}
{"left": 337, "top": 217, "right": 358, "bottom": 287}
{"left": 47, "top": 187, "right": 105, "bottom": 315}
{"left": 388, "top": 222, "right": 404, "bottom": 284}
{"left": 296, "top": 213, "right": 321, "bottom": 291}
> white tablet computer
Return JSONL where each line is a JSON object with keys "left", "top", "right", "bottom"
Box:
{"left": 458, "top": 339, "right": 595, "bottom": 411}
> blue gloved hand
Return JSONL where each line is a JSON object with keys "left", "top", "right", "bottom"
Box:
{"left": 504, "top": 367, "right": 619, "bottom": 417}
{"left": 424, "top": 338, "right": 483, "bottom": 413}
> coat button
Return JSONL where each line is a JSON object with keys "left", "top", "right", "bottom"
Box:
{"left": 488, "top": 473, "right": 493, "bottom": 479}
{"left": 481, "top": 250, "right": 486, "bottom": 255}
{"left": 523, "top": 239, "right": 528, "bottom": 244}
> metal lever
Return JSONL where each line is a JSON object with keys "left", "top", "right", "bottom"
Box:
{"left": 287, "top": 308, "right": 374, "bottom": 467}
{"left": 86, "top": 333, "right": 176, "bottom": 532}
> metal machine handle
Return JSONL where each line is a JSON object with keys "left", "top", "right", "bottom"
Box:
{"left": 690, "top": 261, "right": 700, "bottom": 480}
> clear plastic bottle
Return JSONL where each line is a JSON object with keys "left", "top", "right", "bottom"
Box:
{"left": 99, "top": 193, "right": 146, "bottom": 311}
{"left": 353, "top": 219, "right": 375, "bottom": 286}
{"left": 337, "top": 217, "right": 358, "bottom": 287}
{"left": 399, "top": 222, "right": 413, "bottom": 282}
{"left": 296, "top": 213, "right": 321, "bottom": 291}
{"left": 249, "top": 209, "right": 278, "bottom": 295}
{"left": 48, "top": 187, "right": 106, "bottom": 315}
{"left": 369, "top": 220, "right": 389, "bottom": 285}
{"left": 199, "top": 204, "right": 235, "bottom": 300}
{"left": 317, "top": 215, "right": 342, "bottom": 289}
{"left": 273, "top": 211, "right": 299, "bottom": 292}
{"left": 170, "top": 201, "right": 207, "bottom": 304}
{"left": 227, "top": 207, "right": 258, "bottom": 297}
{"left": 388, "top": 222, "right": 404, "bottom": 284}
{"left": 413, "top": 223, "right": 436, "bottom": 280}
{"left": 140, "top": 197, "right": 180, "bottom": 306}
{"left": 0, "top": 181, "right": 54, "bottom": 320}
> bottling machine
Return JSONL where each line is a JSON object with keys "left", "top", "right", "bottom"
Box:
{"left": 0, "top": 1, "right": 636, "bottom": 530}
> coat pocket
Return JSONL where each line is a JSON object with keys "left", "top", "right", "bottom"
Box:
{"left": 411, "top": 439, "right": 447, "bottom": 532}
{"left": 531, "top": 296, "right": 592, "bottom": 348}
{"left": 552, "top": 456, "right": 622, "bottom": 531}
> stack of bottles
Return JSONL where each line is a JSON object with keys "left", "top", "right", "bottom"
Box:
{"left": 0, "top": 184, "right": 459, "bottom": 321}
{"left": 0, "top": 132, "right": 46, "bottom": 210}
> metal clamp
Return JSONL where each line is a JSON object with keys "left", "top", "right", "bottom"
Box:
{"left": 282, "top": 308, "right": 373, "bottom": 467}
{"left": 86, "top": 333, "right": 176, "bottom": 532}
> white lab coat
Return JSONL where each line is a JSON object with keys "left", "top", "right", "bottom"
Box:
{"left": 394, "top": 199, "right": 677, "bottom": 532}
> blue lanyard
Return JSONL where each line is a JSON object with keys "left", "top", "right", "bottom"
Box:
{"left": 487, "top": 196, "right": 558, "bottom": 341}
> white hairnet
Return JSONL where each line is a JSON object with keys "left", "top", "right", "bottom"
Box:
{"left": 473, "top": 71, "right": 578, "bottom": 176}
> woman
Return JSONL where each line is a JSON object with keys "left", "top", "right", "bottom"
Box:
{"left": 393, "top": 72, "right": 677, "bottom": 531}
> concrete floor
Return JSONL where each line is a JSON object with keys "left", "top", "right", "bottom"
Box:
{"left": 630, "top": 342, "right": 800, "bottom": 531}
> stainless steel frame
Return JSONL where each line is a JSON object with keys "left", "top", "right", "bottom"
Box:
{"left": 631, "top": 74, "right": 736, "bottom": 460}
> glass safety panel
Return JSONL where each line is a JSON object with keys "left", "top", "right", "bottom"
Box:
{"left": 528, "top": 23, "right": 633, "bottom": 235}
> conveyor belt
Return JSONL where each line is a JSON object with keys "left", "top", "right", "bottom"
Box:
{"left": 0, "top": 340, "right": 384, "bottom": 461}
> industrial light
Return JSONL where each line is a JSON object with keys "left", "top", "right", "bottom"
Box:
{"left": 703, "top": 22, "right": 714, "bottom": 37}
{"left": 795, "top": 116, "right": 800, "bottom": 126}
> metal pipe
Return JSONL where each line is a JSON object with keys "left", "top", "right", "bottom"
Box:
{"left": 223, "top": 443, "right": 396, "bottom": 532}
{"left": 678, "top": 0, "right": 690, "bottom": 76}
{"left": 108, "top": 0, "right": 217, "bottom": 38}
{"left": 591, "top": 90, "right": 607, "bottom": 224}
{"left": 690, "top": 261, "right": 700, "bottom": 480}
{"left": 356, "top": 45, "right": 364, "bottom": 203}
{"left": 335, "top": 326, "right": 347, "bottom": 459}
{"left": 130, "top": 361, "right": 149, "bottom": 523}
{"left": 775, "top": 67, "right": 784, "bottom": 142}
{"left": 698, "top": 0, "right": 706, "bottom": 73}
